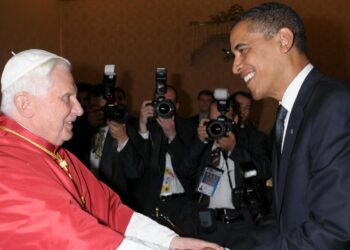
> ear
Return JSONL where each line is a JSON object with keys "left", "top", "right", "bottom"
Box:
{"left": 14, "top": 92, "right": 34, "bottom": 118}
{"left": 277, "top": 27, "right": 294, "bottom": 53}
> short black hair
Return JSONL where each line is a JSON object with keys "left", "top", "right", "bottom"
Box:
{"left": 76, "top": 82, "right": 92, "bottom": 93}
{"left": 114, "top": 87, "right": 126, "bottom": 99}
{"left": 231, "top": 91, "right": 253, "bottom": 103}
{"left": 238, "top": 2, "right": 307, "bottom": 54}
{"left": 197, "top": 89, "right": 214, "bottom": 100}
{"left": 90, "top": 84, "right": 104, "bottom": 97}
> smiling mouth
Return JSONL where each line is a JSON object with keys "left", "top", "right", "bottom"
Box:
{"left": 243, "top": 72, "right": 255, "bottom": 83}
{"left": 66, "top": 121, "right": 74, "bottom": 129}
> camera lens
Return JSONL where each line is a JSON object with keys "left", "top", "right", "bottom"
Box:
{"left": 113, "top": 106, "right": 127, "bottom": 121}
{"left": 158, "top": 102, "right": 170, "bottom": 114}
{"left": 104, "top": 103, "right": 129, "bottom": 123}
{"left": 206, "top": 120, "right": 226, "bottom": 139}
{"left": 155, "top": 99, "right": 175, "bottom": 118}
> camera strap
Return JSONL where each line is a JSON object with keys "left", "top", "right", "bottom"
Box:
{"left": 223, "top": 151, "right": 240, "bottom": 209}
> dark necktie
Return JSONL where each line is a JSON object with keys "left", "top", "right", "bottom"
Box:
{"left": 275, "top": 105, "right": 288, "bottom": 155}
{"left": 210, "top": 147, "right": 221, "bottom": 168}
{"left": 94, "top": 129, "right": 106, "bottom": 159}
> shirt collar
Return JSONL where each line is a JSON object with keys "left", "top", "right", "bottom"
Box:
{"left": 280, "top": 63, "right": 313, "bottom": 112}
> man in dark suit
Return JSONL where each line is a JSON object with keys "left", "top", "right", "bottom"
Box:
{"left": 229, "top": 2, "right": 350, "bottom": 249}
{"left": 190, "top": 89, "right": 214, "bottom": 125}
{"left": 70, "top": 83, "right": 143, "bottom": 209}
{"left": 101, "top": 119, "right": 145, "bottom": 209}
{"left": 133, "top": 85, "right": 197, "bottom": 236}
{"left": 183, "top": 99, "right": 271, "bottom": 247}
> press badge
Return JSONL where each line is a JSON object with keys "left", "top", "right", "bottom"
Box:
{"left": 197, "top": 166, "right": 224, "bottom": 197}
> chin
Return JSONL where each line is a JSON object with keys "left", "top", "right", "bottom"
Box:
{"left": 62, "top": 132, "right": 73, "bottom": 143}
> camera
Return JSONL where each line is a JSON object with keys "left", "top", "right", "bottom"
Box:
{"left": 150, "top": 67, "right": 175, "bottom": 119}
{"left": 102, "top": 64, "right": 129, "bottom": 123}
{"left": 205, "top": 88, "right": 235, "bottom": 140}
{"left": 232, "top": 162, "right": 270, "bottom": 225}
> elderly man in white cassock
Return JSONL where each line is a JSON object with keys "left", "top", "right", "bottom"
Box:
{"left": 0, "top": 49, "right": 223, "bottom": 250}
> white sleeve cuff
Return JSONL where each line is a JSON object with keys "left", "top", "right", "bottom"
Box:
{"left": 118, "top": 237, "right": 168, "bottom": 250}
{"left": 117, "top": 138, "right": 129, "bottom": 152}
{"left": 139, "top": 131, "right": 150, "bottom": 139}
{"left": 123, "top": 212, "right": 178, "bottom": 249}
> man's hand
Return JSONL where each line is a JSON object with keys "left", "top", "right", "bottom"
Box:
{"left": 107, "top": 120, "right": 128, "bottom": 145}
{"left": 157, "top": 116, "right": 176, "bottom": 141}
{"left": 198, "top": 119, "right": 209, "bottom": 143}
{"left": 169, "top": 236, "right": 224, "bottom": 250}
{"left": 216, "top": 131, "right": 236, "bottom": 152}
{"left": 139, "top": 100, "right": 154, "bottom": 133}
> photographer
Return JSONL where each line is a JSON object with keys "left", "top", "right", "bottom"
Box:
{"left": 183, "top": 90, "right": 271, "bottom": 247}
{"left": 133, "top": 82, "right": 197, "bottom": 236}
{"left": 84, "top": 83, "right": 144, "bottom": 209}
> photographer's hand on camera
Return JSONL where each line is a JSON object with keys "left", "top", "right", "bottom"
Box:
{"left": 107, "top": 120, "right": 128, "bottom": 145}
{"left": 139, "top": 100, "right": 154, "bottom": 133}
{"left": 157, "top": 116, "right": 176, "bottom": 142}
{"left": 216, "top": 131, "right": 236, "bottom": 152}
{"left": 198, "top": 119, "right": 209, "bottom": 143}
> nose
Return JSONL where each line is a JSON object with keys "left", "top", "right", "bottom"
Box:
{"left": 72, "top": 97, "right": 84, "bottom": 117}
{"left": 232, "top": 55, "right": 242, "bottom": 75}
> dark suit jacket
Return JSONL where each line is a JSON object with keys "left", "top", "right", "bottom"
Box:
{"left": 132, "top": 116, "right": 197, "bottom": 215}
{"left": 189, "top": 114, "right": 200, "bottom": 126}
{"left": 183, "top": 126, "right": 271, "bottom": 206}
{"left": 237, "top": 68, "right": 350, "bottom": 249}
{"left": 98, "top": 120, "right": 145, "bottom": 208}
{"left": 63, "top": 114, "right": 95, "bottom": 167}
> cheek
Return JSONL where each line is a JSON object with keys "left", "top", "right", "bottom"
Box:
{"left": 50, "top": 105, "right": 71, "bottom": 127}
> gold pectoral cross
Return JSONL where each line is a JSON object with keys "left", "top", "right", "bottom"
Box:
{"left": 58, "top": 159, "right": 68, "bottom": 169}
{"left": 56, "top": 155, "right": 85, "bottom": 208}
{"left": 57, "top": 158, "right": 73, "bottom": 179}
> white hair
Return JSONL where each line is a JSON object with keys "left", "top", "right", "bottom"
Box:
{"left": 1, "top": 58, "right": 71, "bottom": 116}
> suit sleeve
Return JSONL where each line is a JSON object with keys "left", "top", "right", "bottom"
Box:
{"left": 167, "top": 118, "right": 197, "bottom": 177}
{"left": 181, "top": 137, "right": 208, "bottom": 179}
{"left": 230, "top": 127, "right": 272, "bottom": 180}
{"left": 114, "top": 126, "right": 145, "bottom": 179}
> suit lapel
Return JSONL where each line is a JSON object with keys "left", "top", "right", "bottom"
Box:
{"left": 276, "top": 105, "right": 303, "bottom": 214}
{"left": 99, "top": 132, "right": 113, "bottom": 179}
{"left": 275, "top": 68, "right": 324, "bottom": 217}
{"left": 150, "top": 123, "right": 164, "bottom": 175}
{"left": 272, "top": 138, "right": 280, "bottom": 214}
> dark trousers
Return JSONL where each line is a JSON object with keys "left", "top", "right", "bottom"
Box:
{"left": 150, "top": 196, "right": 198, "bottom": 237}
{"left": 195, "top": 208, "right": 254, "bottom": 247}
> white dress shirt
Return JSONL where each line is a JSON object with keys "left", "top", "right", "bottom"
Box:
{"left": 280, "top": 64, "right": 313, "bottom": 151}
